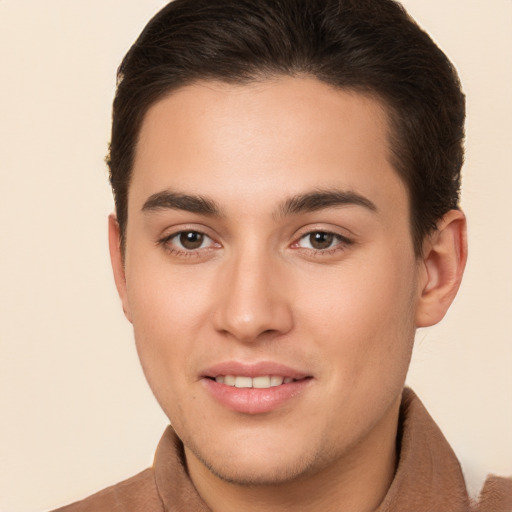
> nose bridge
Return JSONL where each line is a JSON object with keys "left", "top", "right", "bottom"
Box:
{"left": 213, "top": 240, "right": 292, "bottom": 342}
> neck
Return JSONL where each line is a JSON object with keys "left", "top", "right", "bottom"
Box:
{"left": 186, "top": 397, "right": 401, "bottom": 512}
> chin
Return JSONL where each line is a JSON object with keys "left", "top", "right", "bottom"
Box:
{"left": 182, "top": 422, "right": 335, "bottom": 488}
{"left": 192, "top": 446, "right": 319, "bottom": 487}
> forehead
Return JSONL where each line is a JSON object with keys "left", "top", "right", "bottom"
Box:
{"left": 130, "top": 76, "right": 407, "bottom": 218}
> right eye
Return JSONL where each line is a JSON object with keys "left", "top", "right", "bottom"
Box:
{"left": 159, "top": 230, "right": 219, "bottom": 255}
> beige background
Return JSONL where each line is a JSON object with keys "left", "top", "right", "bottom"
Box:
{"left": 0, "top": 1, "right": 511, "bottom": 510}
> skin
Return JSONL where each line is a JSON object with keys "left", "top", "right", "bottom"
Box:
{"left": 110, "top": 76, "right": 466, "bottom": 512}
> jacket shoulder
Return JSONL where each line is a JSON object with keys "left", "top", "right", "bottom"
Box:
{"left": 472, "top": 475, "right": 512, "bottom": 512}
{"left": 51, "top": 468, "right": 164, "bottom": 512}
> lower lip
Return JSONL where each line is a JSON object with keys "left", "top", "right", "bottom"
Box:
{"left": 202, "top": 378, "right": 312, "bottom": 414}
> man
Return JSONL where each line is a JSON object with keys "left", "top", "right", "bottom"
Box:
{"left": 54, "top": 0, "right": 511, "bottom": 510}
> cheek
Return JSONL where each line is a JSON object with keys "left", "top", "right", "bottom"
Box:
{"left": 297, "top": 252, "right": 418, "bottom": 382}
{"left": 126, "top": 249, "right": 214, "bottom": 331}
{"left": 124, "top": 260, "right": 214, "bottom": 402}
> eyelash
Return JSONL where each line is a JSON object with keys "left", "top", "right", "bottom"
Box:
{"left": 292, "top": 231, "right": 353, "bottom": 255}
{"left": 157, "top": 229, "right": 353, "bottom": 258}
{"left": 158, "top": 230, "right": 218, "bottom": 257}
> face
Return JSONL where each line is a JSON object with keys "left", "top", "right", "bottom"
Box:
{"left": 113, "top": 77, "right": 426, "bottom": 486}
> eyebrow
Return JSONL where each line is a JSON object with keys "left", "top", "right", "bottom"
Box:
{"left": 141, "top": 188, "right": 377, "bottom": 218}
{"left": 277, "top": 189, "right": 377, "bottom": 217}
{"left": 142, "top": 190, "right": 222, "bottom": 216}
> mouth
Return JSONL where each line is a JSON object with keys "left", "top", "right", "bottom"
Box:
{"left": 201, "top": 362, "right": 313, "bottom": 414}
{"left": 209, "top": 375, "right": 304, "bottom": 388}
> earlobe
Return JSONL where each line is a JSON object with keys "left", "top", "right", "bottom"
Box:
{"left": 415, "top": 209, "right": 467, "bottom": 327}
{"left": 108, "top": 214, "right": 133, "bottom": 323}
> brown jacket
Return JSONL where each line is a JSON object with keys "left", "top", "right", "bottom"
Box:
{"left": 53, "top": 388, "right": 512, "bottom": 511}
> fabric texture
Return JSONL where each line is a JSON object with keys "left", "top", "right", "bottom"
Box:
{"left": 52, "top": 388, "right": 511, "bottom": 511}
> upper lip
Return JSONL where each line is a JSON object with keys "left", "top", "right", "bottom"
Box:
{"left": 201, "top": 361, "right": 311, "bottom": 380}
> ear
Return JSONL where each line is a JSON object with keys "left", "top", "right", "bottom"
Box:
{"left": 415, "top": 209, "right": 467, "bottom": 327}
{"left": 108, "top": 214, "right": 132, "bottom": 323}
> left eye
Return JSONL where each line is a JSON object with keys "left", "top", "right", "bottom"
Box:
{"left": 297, "top": 231, "right": 343, "bottom": 250}
{"left": 169, "top": 231, "right": 213, "bottom": 250}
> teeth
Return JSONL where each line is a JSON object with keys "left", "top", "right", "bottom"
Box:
{"left": 224, "top": 375, "right": 236, "bottom": 386}
{"left": 253, "top": 376, "right": 271, "bottom": 388}
{"left": 214, "top": 375, "right": 294, "bottom": 388}
{"left": 235, "top": 376, "right": 252, "bottom": 388}
{"left": 270, "top": 376, "right": 284, "bottom": 386}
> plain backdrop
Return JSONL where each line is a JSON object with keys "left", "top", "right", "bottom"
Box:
{"left": 0, "top": 1, "right": 511, "bottom": 510}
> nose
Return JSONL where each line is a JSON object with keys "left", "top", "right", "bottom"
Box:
{"left": 212, "top": 247, "right": 293, "bottom": 343}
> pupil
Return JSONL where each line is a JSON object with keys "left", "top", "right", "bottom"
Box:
{"left": 311, "top": 232, "right": 333, "bottom": 250}
{"left": 180, "top": 232, "right": 204, "bottom": 249}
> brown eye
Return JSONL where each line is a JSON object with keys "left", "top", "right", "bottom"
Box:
{"left": 308, "top": 232, "right": 335, "bottom": 250}
{"left": 179, "top": 231, "right": 205, "bottom": 250}
{"left": 295, "top": 231, "right": 349, "bottom": 252}
{"left": 161, "top": 230, "right": 219, "bottom": 256}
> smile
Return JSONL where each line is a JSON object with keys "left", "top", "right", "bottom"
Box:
{"left": 214, "top": 375, "right": 297, "bottom": 388}
{"left": 202, "top": 365, "right": 313, "bottom": 413}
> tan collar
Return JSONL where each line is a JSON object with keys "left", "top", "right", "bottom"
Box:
{"left": 153, "top": 388, "right": 470, "bottom": 511}
{"left": 153, "top": 427, "right": 211, "bottom": 511}
{"left": 376, "top": 387, "right": 470, "bottom": 511}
